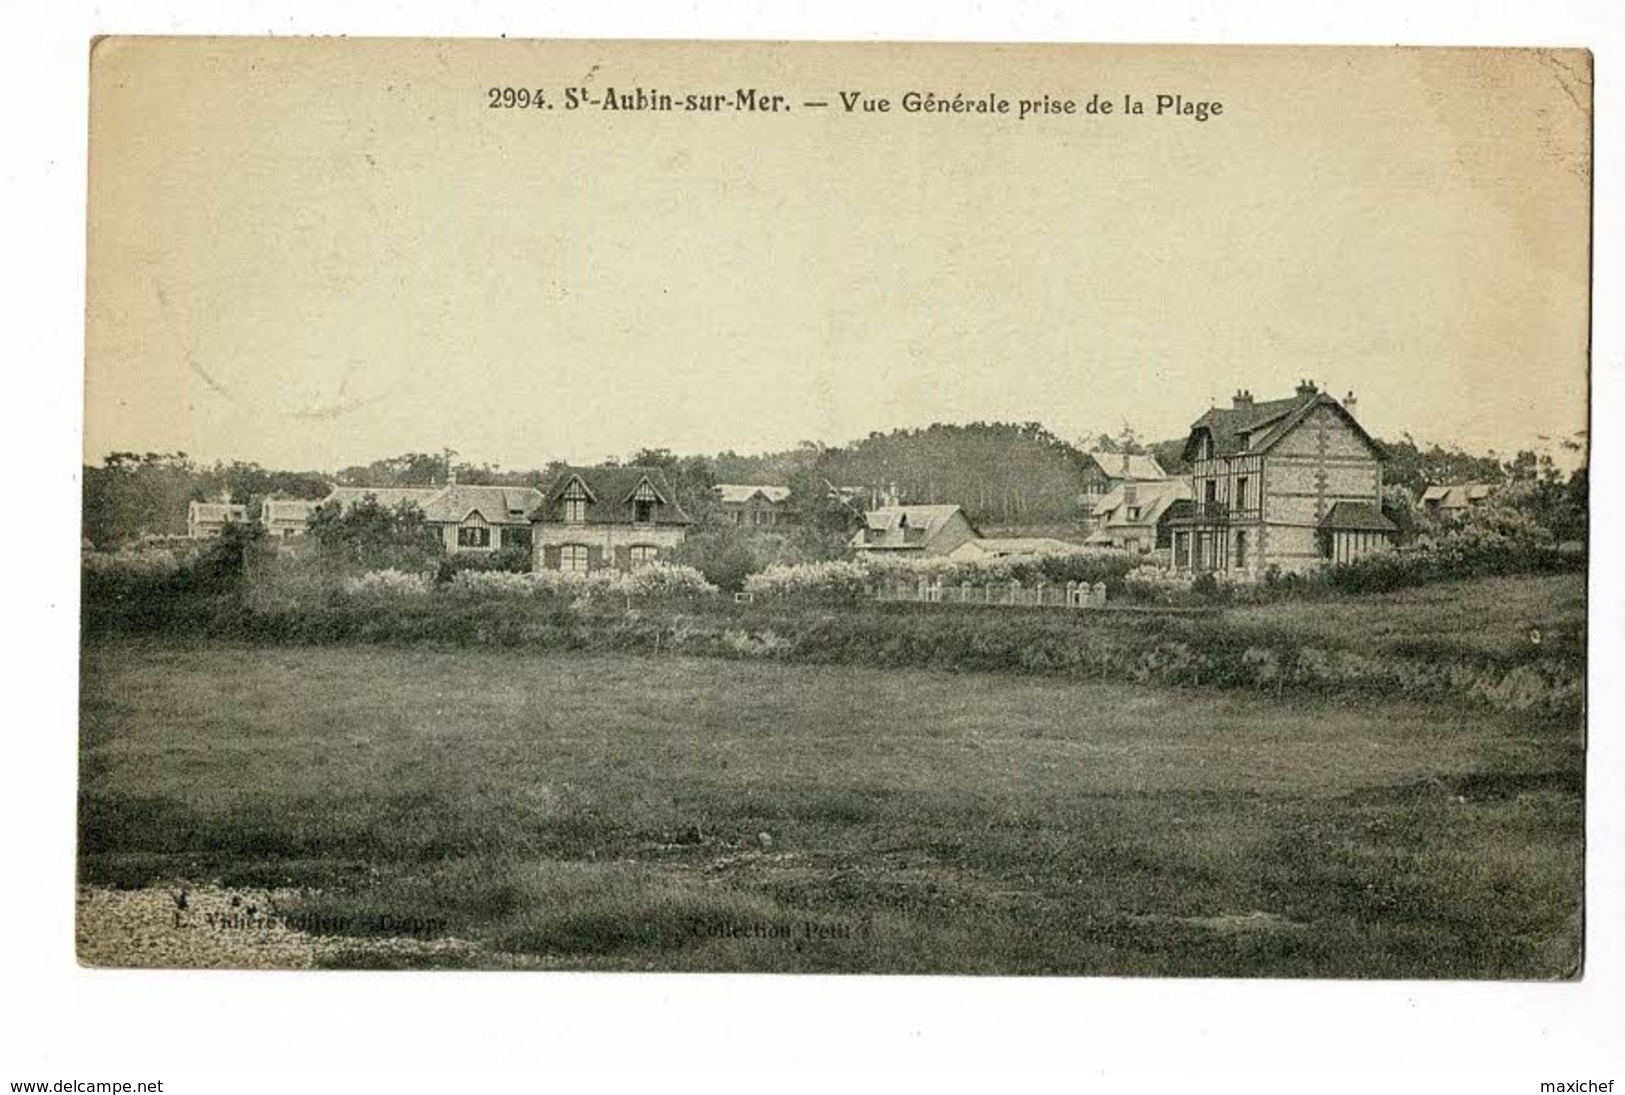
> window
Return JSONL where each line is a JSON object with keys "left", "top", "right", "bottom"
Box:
{"left": 1236, "top": 477, "right": 1249, "bottom": 511}
{"left": 1204, "top": 480, "right": 1218, "bottom": 505}
{"left": 629, "top": 545, "right": 658, "bottom": 568}
{"left": 564, "top": 498, "right": 586, "bottom": 524}
{"left": 634, "top": 499, "right": 655, "bottom": 524}
{"left": 1127, "top": 506, "right": 1141, "bottom": 522}
{"left": 1234, "top": 530, "right": 1247, "bottom": 569}
{"left": 458, "top": 525, "right": 490, "bottom": 548}
{"left": 561, "top": 545, "right": 589, "bottom": 572}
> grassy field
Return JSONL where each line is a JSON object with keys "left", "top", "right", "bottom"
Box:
{"left": 1223, "top": 574, "right": 1587, "bottom": 662}
{"left": 79, "top": 632, "right": 1583, "bottom": 976}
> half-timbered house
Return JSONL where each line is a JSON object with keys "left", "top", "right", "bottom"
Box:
{"left": 1166, "top": 382, "right": 1396, "bottom": 575}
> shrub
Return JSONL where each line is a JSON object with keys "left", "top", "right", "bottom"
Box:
{"left": 671, "top": 528, "right": 781, "bottom": 592}
{"left": 621, "top": 562, "right": 719, "bottom": 599}
{"left": 1121, "top": 565, "right": 1195, "bottom": 602}
{"left": 82, "top": 547, "right": 186, "bottom": 580}
{"left": 435, "top": 546, "right": 532, "bottom": 582}
{"left": 344, "top": 569, "right": 432, "bottom": 596}
{"left": 861, "top": 547, "right": 1139, "bottom": 591}
{"left": 444, "top": 570, "right": 540, "bottom": 597}
{"left": 745, "top": 561, "right": 870, "bottom": 604}
{"left": 1325, "top": 538, "right": 1582, "bottom": 594}
{"left": 438, "top": 564, "right": 717, "bottom": 602}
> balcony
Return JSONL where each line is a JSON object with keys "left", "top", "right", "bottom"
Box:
{"left": 1188, "top": 501, "right": 1231, "bottom": 521}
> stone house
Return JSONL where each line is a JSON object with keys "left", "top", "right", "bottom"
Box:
{"left": 851, "top": 504, "right": 979, "bottom": 557}
{"left": 715, "top": 484, "right": 792, "bottom": 529}
{"left": 1078, "top": 450, "right": 1168, "bottom": 518}
{"left": 532, "top": 466, "right": 692, "bottom": 572}
{"left": 187, "top": 499, "right": 247, "bottom": 539}
{"left": 316, "top": 483, "right": 542, "bottom": 555}
{"left": 417, "top": 484, "right": 544, "bottom": 555}
{"left": 1085, "top": 478, "right": 1194, "bottom": 556}
{"left": 259, "top": 497, "right": 322, "bottom": 538}
{"left": 1421, "top": 482, "right": 1495, "bottom": 517}
{"left": 1165, "top": 382, "right": 1396, "bottom": 575}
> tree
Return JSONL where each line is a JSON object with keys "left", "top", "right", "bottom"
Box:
{"left": 334, "top": 452, "right": 451, "bottom": 487}
{"left": 307, "top": 497, "right": 441, "bottom": 568}
{"left": 83, "top": 451, "right": 198, "bottom": 546}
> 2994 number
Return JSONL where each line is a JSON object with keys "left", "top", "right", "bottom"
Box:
{"left": 488, "top": 87, "right": 548, "bottom": 109}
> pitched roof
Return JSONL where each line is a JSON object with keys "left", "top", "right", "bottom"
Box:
{"left": 539, "top": 466, "right": 692, "bottom": 525}
{"left": 1182, "top": 391, "right": 1385, "bottom": 463}
{"left": 715, "top": 484, "right": 792, "bottom": 505}
{"left": 852, "top": 505, "right": 971, "bottom": 551}
{"left": 419, "top": 485, "right": 544, "bottom": 525}
{"left": 955, "top": 536, "right": 1077, "bottom": 557}
{"left": 321, "top": 486, "right": 443, "bottom": 514}
{"left": 1421, "top": 483, "right": 1495, "bottom": 508}
{"left": 262, "top": 498, "right": 320, "bottom": 517}
{"left": 261, "top": 498, "right": 321, "bottom": 526}
{"left": 189, "top": 502, "right": 245, "bottom": 522}
{"left": 1086, "top": 452, "right": 1167, "bottom": 481}
{"left": 1092, "top": 479, "right": 1194, "bottom": 527}
{"left": 1319, "top": 501, "right": 1398, "bottom": 532}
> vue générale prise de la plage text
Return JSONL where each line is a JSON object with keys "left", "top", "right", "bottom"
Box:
{"left": 487, "top": 86, "right": 1225, "bottom": 121}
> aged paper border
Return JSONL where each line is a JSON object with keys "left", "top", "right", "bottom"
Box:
{"left": 9, "top": 0, "right": 1623, "bottom": 1089}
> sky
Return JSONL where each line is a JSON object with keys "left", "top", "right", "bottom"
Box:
{"left": 84, "top": 40, "right": 1592, "bottom": 472}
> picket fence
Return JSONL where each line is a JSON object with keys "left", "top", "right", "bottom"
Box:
{"left": 872, "top": 577, "right": 1108, "bottom": 609}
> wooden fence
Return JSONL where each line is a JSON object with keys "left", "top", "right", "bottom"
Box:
{"left": 872, "top": 577, "right": 1108, "bottom": 609}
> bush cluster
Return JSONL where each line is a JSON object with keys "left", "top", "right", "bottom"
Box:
{"left": 1325, "top": 540, "right": 1583, "bottom": 595}
{"left": 863, "top": 547, "right": 1140, "bottom": 589}
{"left": 744, "top": 561, "right": 870, "bottom": 604}
{"left": 356, "top": 562, "right": 720, "bottom": 603}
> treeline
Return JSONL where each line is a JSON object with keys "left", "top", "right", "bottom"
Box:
{"left": 714, "top": 422, "right": 1109, "bottom": 525}
{"left": 82, "top": 424, "right": 1588, "bottom": 549}
{"left": 82, "top": 453, "right": 332, "bottom": 546}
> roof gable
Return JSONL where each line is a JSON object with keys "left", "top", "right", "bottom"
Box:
{"left": 1183, "top": 392, "right": 1385, "bottom": 462}
{"left": 1086, "top": 452, "right": 1167, "bottom": 481}
{"left": 418, "top": 485, "right": 544, "bottom": 525}
{"left": 1093, "top": 480, "right": 1193, "bottom": 526}
{"left": 715, "top": 484, "right": 792, "bottom": 505}
{"left": 540, "top": 466, "right": 693, "bottom": 525}
{"left": 853, "top": 504, "right": 974, "bottom": 550}
{"left": 1319, "top": 500, "right": 1398, "bottom": 532}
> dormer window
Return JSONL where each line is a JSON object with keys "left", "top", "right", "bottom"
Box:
{"left": 561, "top": 479, "right": 590, "bottom": 524}
{"left": 628, "top": 478, "right": 662, "bottom": 524}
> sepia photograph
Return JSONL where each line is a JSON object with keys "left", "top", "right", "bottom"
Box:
{"left": 77, "top": 37, "right": 1590, "bottom": 978}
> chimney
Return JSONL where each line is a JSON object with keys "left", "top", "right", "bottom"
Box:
{"left": 1344, "top": 390, "right": 1358, "bottom": 414}
{"left": 1296, "top": 378, "right": 1319, "bottom": 397}
{"left": 1120, "top": 451, "right": 1132, "bottom": 477}
{"left": 1123, "top": 476, "right": 1139, "bottom": 516}
{"left": 447, "top": 467, "right": 458, "bottom": 486}
{"left": 1232, "top": 389, "right": 1254, "bottom": 411}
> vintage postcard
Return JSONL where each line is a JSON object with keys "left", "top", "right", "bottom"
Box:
{"left": 80, "top": 38, "right": 1590, "bottom": 975}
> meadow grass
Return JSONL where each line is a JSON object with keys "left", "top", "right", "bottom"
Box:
{"left": 1222, "top": 574, "right": 1587, "bottom": 662}
{"left": 79, "top": 637, "right": 1582, "bottom": 976}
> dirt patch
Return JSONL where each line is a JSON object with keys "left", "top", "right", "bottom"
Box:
{"left": 76, "top": 883, "right": 483, "bottom": 969}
